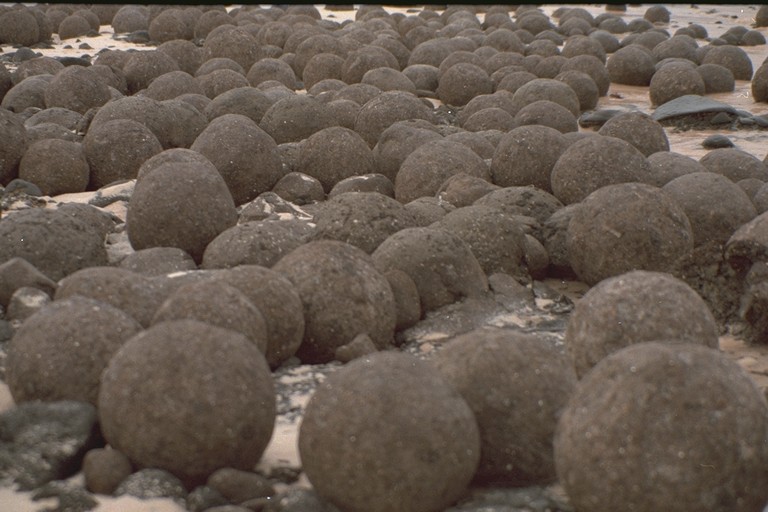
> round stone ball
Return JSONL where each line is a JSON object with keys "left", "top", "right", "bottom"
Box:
{"left": 141, "top": 70, "right": 204, "bottom": 101}
{"left": 513, "top": 99, "right": 578, "bottom": 133}
{"left": 123, "top": 50, "right": 180, "bottom": 95}
{"left": 197, "top": 68, "right": 249, "bottom": 99}
{"left": 473, "top": 185, "right": 564, "bottom": 226}
{"left": 151, "top": 279, "right": 268, "bottom": 355}
{"left": 127, "top": 161, "right": 238, "bottom": 263}
{"left": 559, "top": 54, "right": 611, "bottom": 97}
{"left": 7, "top": 296, "right": 142, "bottom": 405}
{"left": 246, "top": 58, "right": 297, "bottom": 90}
{"left": 214, "top": 265, "right": 305, "bottom": 370}
{"left": 272, "top": 171, "right": 325, "bottom": 205}
{"left": 561, "top": 34, "right": 607, "bottom": 64}
{"left": 202, "top": 26, "right": 261, "bottom": 73}
{"left": 431, "top": 204, "right": 527, "bottom": 278}
{"left": 157, "top": 39, "right": 203, "bottom": 76}
{"left": 435, "top": 328, "right": 577, "bottom": 485}
{"left": 437, "top": 172, "right": 500, "bottom": 207}
{"left": 98, "top": 319, "right": 276, "bottom": 487}
{"left": 0, "top": 8, "right": 40, "bottom": 47}
{"left": 148, "top": 8, "right": 193, "bottom": 43}
{"left": 495, "top": 70, "right": 538, "bottom": 95}
{"left": 606, "top": 44, "right": 657, "bottom": 86}
{"left": 312, "top": 191, "right": 418, "bottom": 254}
{"left": 394, "top": 139, "right": 491, "bottom": 203}
{"left": 462, "top": 107, "right": 517, "bottom": 132}
{"left": 551, "top": 135, "right": 651, "bottom": 205}
{"left": 0, "top": 107, "right": 28, "bottom": 183}
{"left": 662, "top": 171, "right": 757, "bottom": 246}
{"left": 372, "top": 226, "right": 488, "bottom": 315}
{"left": 195, "top": 57, "right": 244, "bottom": 78}
{"left": 44, "top": 66, "right": 111, "bottom": 115}
{"left": 0, "top": 208, "right": 108, "bottom": 282}
{"left": 554, "top": 342, "right": 768, "bottom": 512}
{"left": 111, "top": 5, "right": 149, "bottom": 34}
{"left": 564, "top": 270, "right": 719, "bottom": 378}
{"left": 2, "top": 75, "right": 50, "bottom": 113}
{"left": 201, "top": 219, "right": 313, "bottom": 270}
{"left": 87, "top": 94, "right": 183, "bottom": 150}
{"left": 491, "top": 125, "right": 568, "bottom": 192}
{"left": 302, "top": 53, "right": 344, "bottom": 91}
{"left": 509, "top": 78, "right": 580, "bottom": 118}
{"left": 18, "top": 139, "right": 89, "bottom": 196}
{"left": 699, "top": 148, "right": 768, "bottom": 182}
{"left": 299, "top": 351, "right": 480, "bottom": 512}
{"left": 295, "top": 126, "right": 375, "bottom": 193}
{"left": 203, "top": 86, "right": 272, "bottom": 125}
{"left": 554, "top": 69, "right": 599, "bottom": 111}
{"left": 58, "top": 14, "right": 92, "bottom": 40}
{"left": 329, "top": 173, "right": 395, "bottom": 198}
{"left": 84, "top": 118, "right": 163, "bottom": 190}
{"left": 372, "top": 120, "right": 442, "bottom": 182}
{"left": 119, "top": 247, "right": 197, "bottom": 277}
{"left": 646, "top": 151, "right": 708, "bottom": 186}
{"left": 436, "top": 62, "right": 493, "bottom": 107}
{"left": 701, "top": 44, "right": 753, "bottom": 80}
{"left": 597, "top": 111, "right": 670, "bottom": 157}
{"left": 361, "top": 67, "right": 417, "bottom": 94}
{"left": 272, "top": 240, "right": 396, "bottom": 364}
{"left": 354, "top": 90, "right": 436, "bottom": 148}
{"left": 650, "top": 61, "right": 706, "bottom": 106}
{"left": 751, "top": 62, "right": 768, "bottom": 102}
{"left": 566, "top": 182, "right": 694, "bottom": 285}
{"left": 259, "top": 94, "right": 338, "bottom": 145}
{"left": 190, "top": 113, "right": 282, "bottom": 206}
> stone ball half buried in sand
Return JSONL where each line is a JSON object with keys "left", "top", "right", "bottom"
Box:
{"left": 566, "top": 182, "right": 694, "bottom": 286}
{"left": 565, "top": 270, "right": 719, "bottom": 378}
{"left": 98, "top": 319, "right": 276, "bottom": 488}
{"left": 554, "top": 342, "right": 768, "bottom": 512}
{"left": 299, "top": 351, "right": 480, "bottom": 512}
{"left": 434, "top": 327, "right": 577, "bottom": 486}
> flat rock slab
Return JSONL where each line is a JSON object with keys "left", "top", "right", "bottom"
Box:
{"left": 651, "top": 95, "right": 737, "bottom": 122}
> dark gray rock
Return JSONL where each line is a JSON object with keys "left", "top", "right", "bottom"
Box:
{"left": 328, "top": 173, "right": 394, "bottom": 198}
{"left": 30, "top": 479, "right": 99, "bottom": 512}
{"left": 606, "top": 45, "right": 656, "bottom": 86}
{"left": 645, "top": 150, "right": 708, "bottom": 186}
{"left": 295, "top": 126, "right": 375, "bottom": 193}
{"left": 371, "top": 120, "right": 442, "bottom": 183}
{"left": 18, "top": 138, "right": 89, "bottom": 195}
{"left": 354, "top": 90, "right": 436, "bottom": 148}
{"left": 699, "top": 147, "right": 768, "bottom": 182}
{"left": 259, "top": 94, "right": 338, "bottom": 145}
{"left": 597, "top": 111, "right": 670, "bottom": 157}
{"left": 0, "top": 401, "right": 101, "bottom": 490}
{"left": 82, "top": 447, "right": 133, "bottom": 495}
{"left": 0, "top": 257, "right": 56, "bottom": 308}
{"left": 6, "top": 286, "right": 50, "bottom": 322}
{"left": 118, "top": 247, "right": 197, "bottom": 277}
{"left": 114, "top": 468, "right": 188, "bottom": 504}
{"left": 0, "top": 108, "right": 28, "bottom": 184}
{"left": 273, "top": 172, "right": 325, "bottom": 205}
{"left": 187, "top": 485, "right": 230, "bottom": 512}
{"left": 650, "top": 61, "right": 706, "bottom": 106}
{"left": 207, "top": 467, "right": 275, "bottom": 504}
{"left": 437, "top": 173, "right": 500, "bottom": 208}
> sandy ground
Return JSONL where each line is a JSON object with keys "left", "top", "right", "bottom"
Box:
{"left": 1, "top": 3, "right": 768, "bottom": 511}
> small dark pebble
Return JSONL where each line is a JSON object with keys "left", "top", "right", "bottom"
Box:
{"left": 12, "top": 47, "right": 39, "bottom": 62}
{"left": 710, "top": 111, "right": 734, "bottom": 125}
{"left": 55, "top": 56, "right": 91, "bottom": 67}
{"left": 702, "top": 134, "right": 734, "bottom": 149}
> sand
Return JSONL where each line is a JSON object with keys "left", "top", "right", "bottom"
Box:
{"left": 1, "top": 3, "right": 767, "bottom": 511}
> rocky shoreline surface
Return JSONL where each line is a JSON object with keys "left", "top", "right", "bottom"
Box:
{"left": 1, "top": 3, "right": 768, "bottom": 512}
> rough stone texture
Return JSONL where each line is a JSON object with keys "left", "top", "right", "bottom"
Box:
{"left": 7, "top": 296, "right": 142, "bottom": 405}
{"left": 83, "top": 448, "right": 133, "bottom": 496}
{"left": 201, "top": 219, "right": 313, "bottom": 269}
{"left": 490, "top": 125, "right": 568, "bottom": 192}
{"left": 207, "top": 467, "right": 274, "bottom": 504}
{"left": 272, "top": 172, "right": 326, "bottom": 205}
{"left": 554, "top": 69, "right": 599, "bottom": 111}
{"left": 565, "top": 270, "right": 719, "bottom": 378}
{"left": 371, "top": 120, "right": 442, "bottom": 183}
{"left": 437, "top": 62, "right": 493, "bottom": 107}
{"left": 567, "top": 182, "right": 694, "bottom": 285}
{"left": 127, "top": 161, "right": 238, "bottom": 263}
{"left": 0, "top": 208, "right": 108, "bottom": 281}
{"left": 550, "top": 135, "right": 651, "bottom": 205}
{"left": 2, "top": 75, "right": 51, "bottom": 114}
{"left": 606, "top": 45, "right": 657, "bottom": 86}
{"left": 295, "top": 126, "right": 375, "bottom": 193}
{"left": 6, "top": 286, "right": 51, "bottom": 322}
{"left": 663, "top": 172, "right": 757, "bottom": 246}
{"left": 114, "top": 468, "right": 188, "bottom": 504}
{"left": 754, "top": 62, "right": 768, "bottom": 103}
{"left": 0, "top": 401, "right": 101, "bottom": 491}
{"left": 123, "top": 50, "right": 181, "bottom": 95}
{"left": 152, "top": 279, "right": 269, "bottom": 355}
{"left": 98, "top": 320, "right": 276, "bottom": 487}
{"left": 0, "top": 8, "right": 41, "bottom": 47}
{"left": 354, "top": 90, "right": 436, "bottom": 148}
{"left": 699, "top": 148, "right": 768, "bottom": 182}
{"left": 650, "top": 61, "right": 706, "bottom": 106}
{"left": 431, "top": 205, "right": 528, "bottom": 279}
{"left": 329, "top": 173, "right": 395, "bottom": 198}
{"left": 202, "top": 25, "right": 261, "bottom": 73}
{"left": 142, "top": 70, "right": 204, "bottom": 101}
{"left": 190, "top": 113, "right": 283, "bottom": 206}
{"left": 312, "top": 191, "right": 418, "bottom": 254}
{"left": 44, "top": 66, "right": 111, "bottom": 115}
{"left": 119, "top": 247, "right": 197, "bottom": 277}
{"left": 597, "top": 111, "right": 670, "bottom": 157}
{"left": 645, "top": 150, "right": 708, "bottom": 187}
{"left": 555, "top": 342, "right": 768, "bottom": 512}
{"left": 18, "top": 138, "right": 89, "bottom": 196}
{"left": 394, "top": 139, "right": 491, "bottom": 204}
{"left": 437, "top": 173, "right": 500, "bottom": 208}
{"left": 509, "top": 78, "right": 580, "bottom": 118}
{"left": 87, "top": 95, "right": 183, "bottom": 150}
{"left": 697, "top": 63, "right": 735, "bottom": 94}
{"left": 214, "top": 265, "right": 305, "bottom": 370}
{"left": 0, "top": 107, "right": 28, "bottom": 184}
{"left": 372, "top": 226, "right": 489, "bottom": 315}
{"left": 0, "top": 257, "right": 56, "bottom": 308}
{"left": 473, "top": 185, "right": 563, "bottom": 227}
{"left": 272, "top": 240, "right": 396, "bottom": 364}
{"left": 259, "top": 94, "right": 338, "bottom": 145}
{"left": 513, "top": 99, "right": 578, "bottom": 133}
{"left": 435, "top": 328, "right": 576, "bottom": 485}
{"left": 299, "top": 351, "right": 480, "bottom": 512}
{"left": 701, "top": 44, "right": 753, "bottom": 80}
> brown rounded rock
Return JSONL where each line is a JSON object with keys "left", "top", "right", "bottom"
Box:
{"left": 490, "top": 125, "right": 568, "bottom": 192}
{"left": 296, "top": 126, "right": 375, "bottom": 193}
{"left": 555, "top": 342, "right": 768, "bottom": 512}
{"left": 299, "top": 351, "right": 480, "bottom": 512}
{"left": 565, "top": 270, "right": 719, "bottom": 378}
{"left": 597, "top": 111, "right": 670, "bottom": 157}
{"left": 18, "top": 138, "right": 89, "bottom": 196}
{"left": 98, "top": 319, "right": 276, "bottom": 487}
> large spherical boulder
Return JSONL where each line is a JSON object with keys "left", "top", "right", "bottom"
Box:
{"left": 44, "top": 65, "right": 111, "bottom": 115}
{"left": 565, "top": 270, "right": 719, "bottom": 378}
{"left": 490, "top": 125, "right": 568, "bottom": 192}
{"left": 295, "top": 126, "right": 375, "bottom": 193}
{"left": 126, "top": 161, "right": 238, "bottom": 263}
{"left": 513, "top": 99, "right": 578, "bottom": 133}
{"left": 259, "top": 94, "right": 338, "bottom": 145}
{"left": 649, "top": 61, "right": 706, "bottom": 106}
{"left": 0, "top": 8, "right": 41, "bottom": 47}
{"left": 606, "top": 44, "right": 656, "bottom": 86}
{"left": 394, "top": 139, "right": 490, "bottom": 203}
{"left": 0, "top": 108, "right": 28, "bottom": 184}
{"left": 98, "top": 319, "right": 276, "bottom": 487}
{"left": 698, "top": 148, "right": 768, "bottom": 182}
{"left": 299, "top": 351, "right": 480, "bottom": 512}
{"left": 354, "top": 90, "right": 436, "bottom": 148}
{"left": 0, "top": 208, "right": 108, "bottom": 281}
{"left": 7, "top": 296, "right": 142, "bottom": 405}
{"left": 566, "top": 182, "right": 694, "bottom": 285}
{"left": 550, "top": 135, "right": 651, "bottom": 205}
{"left": 597, "top": 111, "right": 670, "bottom": 157}
{"left": 434, "top": 327, "right": 577, "bottom": 485}
{"left": 646, "top": 151, "right": 708, "bottom": 186}
{"left": 371, "top": 226, "right": 488, "bottom": 315}
{"left": 123, "top": 50, "right": 180, "bottom": 95}
{"left": 662, "top": 172, "right": 757, "bottom": 246}
{"left": 18, "top": 139, "right": 89, "bottom": 196}
{"left": 437, "top": 62, "right": 493, "bottom": 106}
{"left": 272, "top": 240, "right": 396, "bottom": 364}
{"left": 201, "top": 25, "right": 261, "bottom": 72}
{"left": 509, "top": 78, "right": 580, "bottom": 117}
{"left": 190, "top": 113, "right": 282, "bottom": 205}
{"left": 554, "top": 342, "right": 768, "bottom": 512}
{"left": 701, "top": 44, "right": 753, "bottom": 80}
{"left": 371, "top": 120, "right": 442, "bottom": 182}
